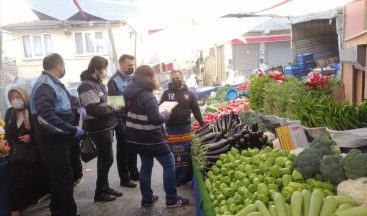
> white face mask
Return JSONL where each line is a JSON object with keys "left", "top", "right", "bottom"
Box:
{"left": 99, "top": 69, "right": 108, "bottom": 80}
{"left": 11, "top": 98, "right": 25, "bottom": 110}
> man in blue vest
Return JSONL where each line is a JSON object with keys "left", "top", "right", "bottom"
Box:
{"left": 31, "top": 53, "right": 84, "bottom": 216}
{"left": 107, "top": 54, "right": 139, "bottom": 188}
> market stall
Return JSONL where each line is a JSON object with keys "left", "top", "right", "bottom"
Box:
{"left": 190, "top": 67, "right": 367, "bottom": 216}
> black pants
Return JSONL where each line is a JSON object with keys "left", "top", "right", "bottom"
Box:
{"left": 36, "top": 135, "right": 76, "bottom": 216}
{"left": 90, "top": 129, "right": 114, "bottom": 193}
{"left": 115, "top": 125, "right": 138, "bottom": 182}
{"left": 70, "top": 138, "right": 83, "bottom": 181}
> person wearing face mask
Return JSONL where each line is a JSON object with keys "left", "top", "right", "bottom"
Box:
{"left": 78, "top": 56, "right": 122, "bottom": 202}
{"left": 107, "top": 54, "right": 139, "bottom": 188}
{"left": 30, "top": 53, "right": 84, "bottom": 216}
{"left": 0, "top": 87, "right": 48, "bottom": 216}
{"left": 159, "top": 70, "right": 205, "bottom": 187}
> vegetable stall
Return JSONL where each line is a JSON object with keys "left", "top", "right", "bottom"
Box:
{"left": 190, "top": 69, "right": 367, "bottom": 216}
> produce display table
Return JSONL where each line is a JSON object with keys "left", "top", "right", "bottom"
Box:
{"left": 0, "top": 155, "right": 9, "bottom": 216}
{"left": 192, "top": 159, "right": 215, "bottom": 216}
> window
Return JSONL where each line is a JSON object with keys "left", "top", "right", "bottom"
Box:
{"left": 22, "top": 34, "right": 52, "bottom": 58}
{"left": 74, "top": 32, "right": 106, "bottom": 55}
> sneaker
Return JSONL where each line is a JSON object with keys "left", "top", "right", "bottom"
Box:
{"left": 105, "top": 187, "right": 123, "bottom": 197}
{"left": 120, "top": 179, "right": 137, "bottom": 188}
{"left": 130, "top": 172, "right": 140, "bottom": 181}
{"left": 166, "top": 196, "right": 189, "bottom": 208}
{"left": 73, "top": 177, "right": 83, "bottom": 187}
{"left": 94, "top": 192, "right": 116, "bottom": 202}
{"left": 141, "top": 195, "right": 159, "bottom": 207}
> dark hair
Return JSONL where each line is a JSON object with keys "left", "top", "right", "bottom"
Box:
{"left": 171, "top": 70, "right": 183, "bottom": 76}
{"left": 43, "top": 53, "right": 64, "bottom": 70}
{"left": 135, "top": 65, "right": 159, "bottom": 90}
{"left": 87, "top": 56, "right": 108, "bottom": 74}
{"left": 119, "top": 54, "right": 134, "bottom": 64}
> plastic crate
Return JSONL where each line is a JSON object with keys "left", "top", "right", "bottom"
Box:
{"left": 284, "top": 66, "right": 302, "bottom": 76}
{"left": 298, "top": 61, "right": 315, "bottom": 70}
{"left": 296, "top": 53, "right": 314, "bottom": 63}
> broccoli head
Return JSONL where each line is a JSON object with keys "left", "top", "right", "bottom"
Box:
{"left": 310, "top": 138, "right": 336, "bottom": 155}
{"left": 294, "top": 149, "right": 324, "bottom": 179}
{"left": 320, "top": 155, "right": 346, "bottom": 184}
{"left": 341, "top": 149, "right": 367, "bottom": 179}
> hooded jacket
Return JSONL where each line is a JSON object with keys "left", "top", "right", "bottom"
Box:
{"left": 159, "top": 83, "right": 204, "bottom": 126}
{"left": 123, "top": 76, "right": 171, "bottom": 156}
{"left": 77, "top": 70, "right": 116, "bottom": 133}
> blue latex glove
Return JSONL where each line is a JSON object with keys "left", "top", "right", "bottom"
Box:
{"left": 74, "top": 127, "right": 84, "bottom": 139}
{"left": 77, "top": 108, "right": 87, "bottom": 118}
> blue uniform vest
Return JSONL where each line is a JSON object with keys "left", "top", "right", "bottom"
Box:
{"left": 30, "top": 73, "right": 71, "bottom": 114}
{"left": 112, "top": 74, "right": 128, "bottom": 94}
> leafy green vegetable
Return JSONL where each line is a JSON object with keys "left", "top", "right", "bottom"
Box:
{"left": 248, "top": 75, "right": 273, "bottom": 112}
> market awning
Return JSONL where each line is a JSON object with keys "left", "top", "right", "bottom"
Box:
{"left": 232, "top": 34, "right": 292, "bottom": 44}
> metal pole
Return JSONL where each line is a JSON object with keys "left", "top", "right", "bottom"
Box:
{"left": 107, "top": 21, "right": 119, "bottom": 71}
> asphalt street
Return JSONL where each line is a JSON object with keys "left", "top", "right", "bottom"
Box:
{"left": 21, "top": 142, "right": 197, "bottom": 216}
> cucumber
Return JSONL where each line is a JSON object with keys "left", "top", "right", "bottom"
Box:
{"left": 269, "top": 205, "right": 278, "bottom": 216}
{"left": 274, "top": 192, "right": 288, "bottom": 216}
{"left": 290, "top": 191, "right": 302, "bottom": 216}
{"left": 320, "top": 196, "right": 337, "bottom": 216}
{"left": 335, "top": 206, "right": 367, "bottom": 216}
{"left": 333, "top": 195, "right": 356, "bottom": 205}
{"left": 286, "top": 203, "right": 291, "bottom": 216}
{"left": 302, "top": 190, "right": 311, "bottom": 216}
{"left": 235, "top": 204, "right": 257, "bottom": 216}
{"left": 246, "top": 212, "right": 263, "bottom": 216}
{"left": 308, "top": 189, "right": 323, "bottom": 216}
{"left": 255, "top": 200, "right": 271, "bottom": 216}
{"left": 335, "top": 203, "right": 354, "bottom": 212}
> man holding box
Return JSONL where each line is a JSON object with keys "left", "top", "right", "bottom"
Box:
{"left": 107, "top": 54, "right": 139, "bottom": 188}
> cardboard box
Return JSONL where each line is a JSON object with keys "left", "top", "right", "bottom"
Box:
{"left": 275, "top": 123, "right": 309, "bottom": 150}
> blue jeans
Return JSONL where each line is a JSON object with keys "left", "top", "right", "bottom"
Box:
{"left": 139, "top": 152, "right": 178, "bottom": 203}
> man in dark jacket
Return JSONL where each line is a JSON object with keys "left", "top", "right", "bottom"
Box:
{"left": 159, "top": 70, "right": 205, "bottom": 186}
{"left": 30, "top": 53, "right": 84, "bottom": 216}
{"left": 78, "top": 56, "right": 122, "bottom": 202}
{"left": 107, "top": 54, "right": 139, "bottom": 188}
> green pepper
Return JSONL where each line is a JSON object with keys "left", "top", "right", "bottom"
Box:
{"left": 236, "top": 204, "right": 244, "bottom": 213}
{"left": 306, "top": 178, "right": 324, "bottom": 188}
{"left": 275, "top": 157, "right": 286, "bottom": 167}
{"left": 264, "top": 176, "right": 275, "bottom": 184}
{"left": 235, "top": 171, "right": 246, "bottom": 180}
{"left": 265, "top": 157, "right": 275, "bottom": 167}
{"left": 252, "top": 177, "right": 261, "bottom": 186}
{"left": 279, "top": 167, "right": 292, "bottom": 175}
{"left": 223, "top": 176, "right": 231, "bottom": 184}
{"left": 220, "top": 183, "right": 228, "bottom": 191}
{"left": 268, "top": 183, "right": 279, "bottom": 192}
{"left": 322, "top": 189, "right": 335, "bottom": 197}
{"left": 269, "top": 166, "right": 281, "bottom": 178}
{"left": 263, "top": 146, "right": 273, "bottom": 153}
{"left": 281, "top": 186, "right": 295, "bottom": 202}
{"left": 217, "top": 193, "right": 225, "bottom": 201}
{"left": 212, "top": 165, "right": 220, "bottom": 174}
{"left": 260, "top": 153, "right": 268, "bottom": 161}
{"left": 231, "top": 147, "right": 240, "bottom": 156}
{"left": 285, "top": 160, "right": 293, "bottom": 169}
{"left": 220, "top": 205, "right": 229, "bottom": 214}
{"left": 252, "top": 191, "right": 259, "bottom": 200}
{"left": 259, "top": 163, "right": 269, "bottom": 173}
{"left": 238, "top": 164, "right": 246, "bottom": 173}
{"left": 243, "top": 198, "right": 253, "bottom": 206}
{"left": 233, "top": 193, "right": 244, "bottom": 205}
{"left": 229, "top": 203, "right": 237, "bottom": 214}
{"left": 291, "top": 170, "right": 304, "bottom": 181}
{"left": 248, "top": 184, "right": 257, "bottom": 192}
{"left": 322, "top": 182, "right": 334, "bottom": 191}
{"left": 205, "top": 179, "right": 212, "bottom": 191}
{"left": 258, "top": 194, "right": 270, "bottom": 204}
{"left": 240, "top": 156, "right": 250, "bottom": 164}
{"left": 287, "top": 153, "right": 295, "bottom": 161}
{"left": 223, "top": 187, "right": 233, "bottom": 198}
{"left": 288, "top": 182, "right": 303, "bottom": 191}
{"left": 274, "top": 178, "right": 282, "bottom": 186}
{"left": 276, "top": 149, "right": 289, "bottom": 157}
{"left": 245, "top": 164, "right": 254, "bottom": 175}
{"left": 242, "top": 178, "right": 251, "bottom": 187}
{"left": 257, "top": 183, "right": 269, "bottom": 195}
{"left": 215, "top": 159, "right": 223, "bottom": 167}
{"left": 282, "top": 174, "right": 292, "bottom": 187}
{"left": 250, "top": 155, "right": 262, "bottom": 165}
